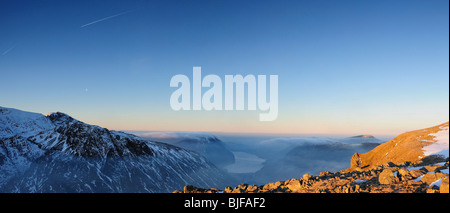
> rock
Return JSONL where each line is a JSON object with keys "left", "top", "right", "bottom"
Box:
{"left": 318, "top": 171, "right": 331, "bottom": 177}
{"left": 184, "top": 185, "right": 195, "bottom": 193}
{"left": 232, "top": 187, "right": 244, "bottom": 193}
{"left": 407, "top": 180, "right": 422, "bottom": 186}
{"left": 420, "top": 172, "right": 448, "bottom": 185}
{"left": 398, "top": 168, "right": 410, "bottom": 176}
{"left": 383, "top": 162, "right": 397, "bottom": 168}
{"left": 424, "top": 165, "right": 446, "bottom": 173}
{"left": 378, "top": 169, "right": 399, "bottom": 184}
{"left": 246, "top": 185, "right": 258, "bottom": 192}
{"left": 426, "top": 188, "right": 440, "bottom": 193}
{"left": 440, "top": 177, "right": 449, "bottom": 193}
{"left": 381, "top": 186, "right": 395, "bottom": 193}
{"left": 262, "top": 181, "right": 283, "bottom": 191}
{"left": 209, "top": 188, "right": 220, "bottom": 193}
{"left": 224, "top": 186, "right": 233, "bottom": 193}
{"left": 351, "top": 153, "right": 363, "bottom": 168}
{"left": 286, "top": 179, "right": 302, "bottom": 192}
{"left": 237, "top": 183, "right": 248, "bottom": 190}
{"left": 410, "top": 169, "right": 426, "bottom": 178}
{"left": 398, "top": 168, "right": 413, "bottom": 181}
{"left": 303, "top": 173, "right": 312, "bottom": 180}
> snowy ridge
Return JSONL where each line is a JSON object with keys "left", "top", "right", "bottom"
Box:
{"left": 0, "top": 106, "right": 54, "bottom": 138}
{"left": 423, "top": 123, "right": 449, "bottom": 158}
{"left": 0, "top": 106, "right": 231, "bottom": 192}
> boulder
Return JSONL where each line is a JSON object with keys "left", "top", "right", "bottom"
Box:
{"left": 378, "top": 169, "right": 399, "bottom": 184}
{"left": 246, "top": 185, "right": 258, "bottom": 192}
{"left": 237, "top": 183, "right": 248, "bottom": 190}
{"left": 440, "top": 177, "right": 449, "bottom": 193}
{"left": 224, "top": 186, "right": 233, "bottom": 193}
{"left": 286, "top": 179, "right": 302, "bottom": 192}
{"left": 424, "top": 165, "right": 446, "bottom": 173}
{"left": 398, "top": 168, "right": 413, "bottom": 181}
{"left": 184, "top": 185, "right": 195, "bottom": 193}
{"left": 262, "top": 181, "right": 283, "bottom": 191}
{"left": 421, "top": 172, "right": 448, "bottom": 185}
{"left": 302, "top": 173, "right": 312, "bottom": 180}
{"left": 318, "top": 171, "right": 331, "bottom": 177}
{"left": 409, "top": 169, "right": 426, "bottom": 178}
{"left": 350, "top": 153, "right": 363, "bottom": 168}
{"left": 232, "top": 187, "right": 244, "bottom": 193}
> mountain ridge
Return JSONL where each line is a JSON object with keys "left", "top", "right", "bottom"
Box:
{"left": 0, "top": 106, "right": 232, "bottom": 192}
{"left": 176, "top": 122, "right": 449, "bottom": 193}
{"left": 349, "top": 122, "right": 449, "bottom": 170}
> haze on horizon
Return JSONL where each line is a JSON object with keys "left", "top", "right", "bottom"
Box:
{"left": 0, "top": 0, "right": 448, "bottom": 136}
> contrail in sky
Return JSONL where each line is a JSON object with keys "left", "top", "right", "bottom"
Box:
{"left": 81, "top": 10, "right": 132, "bottom": 28}
{"left": 2, "top": 45, "right": 16, "bottom": 56}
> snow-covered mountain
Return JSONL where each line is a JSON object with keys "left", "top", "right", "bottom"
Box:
{"left": 0, "top": 106, "right": 231, "bottom": 192}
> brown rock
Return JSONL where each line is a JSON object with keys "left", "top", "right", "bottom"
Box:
{"left": 262, "top": 181, "right": 283, "bottom": 191}
{"left": 407, "top": 180, "right": 422, "bottom": 186}
{"left": 421, "top": 172, "right": 448, "bottom": 185}
{"left": 237, "top": 183, "right": 248, "bottom": 190}
{"left": 209, "top": 188, "right": 220, "bottom": 193}
{"left": 398, "top": 168, "right": 413, "bottom": 181}
{"left": 426, "top": 188, "right": 440, "bottom": 193}
{"left": 246, "top": 185, "right": 258, "bottom": 192}
{"left": 224, "top": 186, "right": 233, "bottom": 193}
{"left": 351, "top": 153, "right": 363, "bottom": 168}
{"left": 378, "top": 169, "right": 399, "bottom": 184}
{"left": 303, "top": 173, "right": 312, "bottom": 180}
{"left": 424, "top": 165, "right": 446, "bottom": 173}
{"left": 440, "top": 177, "right": 449, "bottom": 193}
{"left": 318, "top": 171, "right": 331, "bottom": 177}
{"left": 232, "top": 187, "right": 244, "bottom": 193}
{"left": 184, "top": 185, "right": 195, "bottom": 193}
{"left": 286, "top": 179, "right": 302, "bottom": 192}
{"left": 410, "top": 169, "right": 426, "bottom": 178}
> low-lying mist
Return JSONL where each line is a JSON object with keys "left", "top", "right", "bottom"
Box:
{"left": 131, "top": 131, "right": 390, "bottom": 186}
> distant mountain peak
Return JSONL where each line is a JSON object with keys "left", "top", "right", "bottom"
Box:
{"left": 46, "top": 112, "right": 75, "bottom": 124}
{"left": 351, "top": 135, "right": 375, "bottom": 138}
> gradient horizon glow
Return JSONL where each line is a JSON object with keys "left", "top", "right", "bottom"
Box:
{"left": 1, "top": 0, "right": 448, "bottom": 136}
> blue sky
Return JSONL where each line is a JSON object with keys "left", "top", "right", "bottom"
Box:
{"left": 0, "top": 0, "right": 448, "bottom": 136}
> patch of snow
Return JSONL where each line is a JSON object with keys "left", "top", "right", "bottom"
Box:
{"left": 440, "top": 168, "right": 449, "bottom": 174}
{"left": 414, "top": 175, "right": 425, "bottom": 182}
{"left": 0, "top": 106, "right": 54, "bottom": 138}
{"left": 430, "top": 179, "right": 442, "bottom": 188}
{"left": 423, "top": 125, "right": 449, "bottom": 158}
{"left": 355, "top": 179, "right": 367, "bottom": 184}
{"left": 407, "top": 166, "right": 424, "bottom": 171}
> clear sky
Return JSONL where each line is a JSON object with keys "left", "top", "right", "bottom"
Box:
{"left": 1, "top": 0, "right": 448, "bottom": 136}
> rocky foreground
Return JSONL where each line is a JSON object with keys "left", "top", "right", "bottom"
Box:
{"left": 175, "top": 122, "right": 449, "bottom": 193}
{"left": 174, "top": 160, "right": 449, "bottom": 193}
